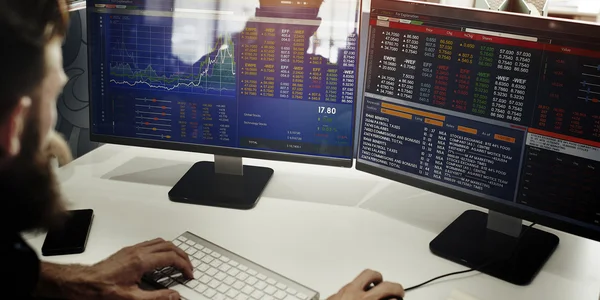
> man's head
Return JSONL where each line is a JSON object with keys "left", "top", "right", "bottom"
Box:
{"left": 0, "top": 0, "right": 70, "bottom": 233}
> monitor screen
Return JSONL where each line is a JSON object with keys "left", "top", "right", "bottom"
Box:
{"left": 87, "top": 0, "right": 360, "bottom": 163}
{"left": 357, "top": 1, "right": 600, "bottom": 239}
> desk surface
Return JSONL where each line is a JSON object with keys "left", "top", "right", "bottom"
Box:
{"left": 25, "top": 144, "right": 600, "bottom": 300}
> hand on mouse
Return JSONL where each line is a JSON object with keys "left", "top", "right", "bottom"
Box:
{"left": 327, "top": 269, "right": 405, "bottom": 300}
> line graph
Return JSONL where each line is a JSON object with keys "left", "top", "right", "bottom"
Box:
{"left": 108, "top": 19, "right": 236, "bottom": 97}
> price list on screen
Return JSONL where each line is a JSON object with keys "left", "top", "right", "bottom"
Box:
{"left": 365, "top": 21, "right": 543, "bottom": 126}
{"left": 239, "top": 22, "right": 357, "bottom": 104}
{"left": 359, "top": 98, "right": 525, "bottom": 200}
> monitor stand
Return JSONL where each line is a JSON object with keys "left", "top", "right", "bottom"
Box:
{"left": 168, "top": 155, "right": 274, "bottom": 210}
{"left": 429, "top": 210, "right": 559, "bottom": 285}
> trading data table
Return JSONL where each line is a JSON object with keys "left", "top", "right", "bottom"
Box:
{"left": 358, "top": 14, "right": 600, "bottom": 228}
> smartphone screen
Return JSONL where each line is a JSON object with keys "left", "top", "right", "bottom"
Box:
{"left": 42, "top": 209, "right": 94, "bottom": 256}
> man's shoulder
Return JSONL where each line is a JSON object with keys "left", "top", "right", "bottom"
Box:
{"left": 3, "top": 232, "right": 40, "bottom": 298}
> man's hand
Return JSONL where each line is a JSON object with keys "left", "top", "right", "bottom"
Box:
{"left": 327, "top": 269, "right": 405, "bottom": 300}
{"left": 37, "top": 238, "right": 194, "bottom": 300}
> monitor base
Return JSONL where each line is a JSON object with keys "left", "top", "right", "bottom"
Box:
{"left": 168, "top": 160, "right": 273, "bottom": 210}
{"left": 429, "top": 210, "right": 559, "bottom": 286}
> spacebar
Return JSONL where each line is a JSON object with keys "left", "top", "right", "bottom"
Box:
{"left": 170, "top": 285, "right": 210, "bottom": 300}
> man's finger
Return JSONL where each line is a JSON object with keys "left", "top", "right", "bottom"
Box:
{"left": 135, "top": 238, "right": 167, "bottom": 248}
{"left": 365, "top": 281, "right": 405, "bottom": 300}
{"left": 142, "top": 251, "right": 194, "bottom": 279}
{"left": 352, "top": 269, "right": 383, "bottom": 291}
{"left": 144, "top": 241, "right": 191, "bottom": 265}
{"left": 132, "top": 288, "right": 181, "bottom": 300}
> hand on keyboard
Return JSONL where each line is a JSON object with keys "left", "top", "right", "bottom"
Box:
{"left": 326, "top": 270, "right": 404, "bottom": 300}
{"left": 88, "top": 238, "right": 194, "bottom": 299}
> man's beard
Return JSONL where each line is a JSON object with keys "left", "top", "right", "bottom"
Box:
{"left": 0, "top": 115, "right": 67, "bottom": 233}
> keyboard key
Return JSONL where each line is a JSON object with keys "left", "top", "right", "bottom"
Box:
{"left": 186, "top": 240, "right": 195, "bottom": 246}
{"left": 276, "top": 283, "right": 287, "bottom": 290}
{"left": 185, "top": 248, "right": 197, "bottom": 256}
{"left": 266, "top": 278, "right": 277, "bottom": 285}
{"left": 199, "top": 263, "right": 211, "bottom": 272}
{"left": 254, "top": 281, "right": 267, "bottom": 291}
{"left": 286, "top": 288, "right": 297, "bottom": 295}
{"left": 211, "top": 252, "right": 222, "bottom": 258}
{"left": 203, "top": 248, "right": 213, "bottom": 254}
{"left": 209, "top": 279, "right": 221, "bottom": 289}
{"left": 236, "top": 272, "right": 249, "bottom": 281}
{"left": 297, "top": 293, "right": 308, "bottom": 300}
{"left": 224, "top": 276, "right": 236, "bottom": 285}
{"left": 186, "top": 280, "right": 200, "bottom": 289}
{"left": 247, "top": 269, "right": 258, "bottom": 276}
{"left": 193, "top": 270, "right": 203, "bottom": 279}
{"left": 251, "top": 290, "right": 265, "bottom": 300}
{"left": 214, "top": 294, "right": 226, "bottom": 300}
{"left": 194, "top": 244, "right": 205, "bottom": 250}
{"left": 227, "top": 268, "right": 240, "bottom": 277}
{"left": 238, "top": 264, "right": 249, "bottom": 272}
{"left": 192, "top": 259, "right": 201, "bottom": 268}
{"left": 235, "top": 294, "right": 249, "bottom": 300}
{"left": 245, "top": 277, "right": 258, "bottom": 286}
{"left": 157, "top": 277, "right": 172, "bottom": 285}
{"left": 202, "top": 256, "right": 215, "bottom": 264}
{"left": 215, "top": 272, "right": 227, "bottom": 281}
{"left": 227, "top": 289, "right": 240, "bottom": 298}
{"left": 211, "top": 260, "right": 223, "bottom": 268}
{"left": 264, "top": 286, "right": 277, "bottom": 295}
{"left": 233, "top": 280, "right": 245, "bottom": 290}
{"left": 173, "top": 240, "right": 182, "bottom": 246}
{"left": 200, "top": 275, "right": 212, "bottom": 284}
{"left": 284, "top": 295, "right": 300, "bottom": 300}
{"left": 229, "top": 260, "right": 240, "bottom": 267}
{"left": 220, "top": 256, "right": 231, "bottom": 263}
{"left": 194, "top": 252, "right": 206, "bottom": 260}
{"left": 178, "top": 244, "right": 190, "bottom": 251}
{"left": 257, "top": 273, "right": 267, "bottom": 281}
{"left": 274, "top": 291, "right": 287, "bottom": 300}
{"left": 217, "top": 283, "right": 230, "bottom": 294}
{"left": 195, "top": 283, "right": 208, "bottom": 293}
{"left": 219, "top": 263, "right": 232, "bottom": 272}
{"left": 177, "top": 236, "right": 187, "bottom": 242}
{"left": 204, "top": 288, "right": 217, "bottom": 298}
{"left": 207, "top": 268, "right": 219, "bottom": 276}
{"left": 264, "top": 296, "right": 274, "bottom": 300}
{"left": 242, "top": 285, "right": 255, "bottom": 295}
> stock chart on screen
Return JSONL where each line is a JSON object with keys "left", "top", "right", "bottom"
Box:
{"left": 88, "top": 0, "right": 360, "bottom": 159}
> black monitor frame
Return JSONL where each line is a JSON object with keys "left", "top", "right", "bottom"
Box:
{"left": 85, "top": 1, "right": 364, "bottom": 169}
{"left": 356, "top": 0, "right": 600, "bottom": 243}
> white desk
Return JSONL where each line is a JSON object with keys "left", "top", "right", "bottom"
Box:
{"left": 25, "top": 144, "right": 600, "bottom": 300}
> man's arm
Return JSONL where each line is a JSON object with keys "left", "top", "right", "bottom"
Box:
{"left": 33, "top": 239, "right": 193, "bottom": 300}
{"left": 35, "top": 262, "right": 102, "bottom": 299}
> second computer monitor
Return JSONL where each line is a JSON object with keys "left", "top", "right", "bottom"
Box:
{"left": 356, "top": 0, "right": 600, "bottom": 285}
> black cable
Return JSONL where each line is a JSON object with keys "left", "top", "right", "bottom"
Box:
{"left": 403, "top": 222, "right": 537, "bottom": 292}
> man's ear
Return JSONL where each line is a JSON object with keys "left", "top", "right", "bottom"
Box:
{"left": 0, "top": 97, "right": 32, "bottom": 156}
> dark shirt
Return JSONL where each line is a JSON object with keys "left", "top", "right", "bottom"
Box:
{"left": 4, "top": 233, "right": 40, "bottom": 299}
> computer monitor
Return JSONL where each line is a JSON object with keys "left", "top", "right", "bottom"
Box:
{"left": 87, "top": 0, "right": 362, "bottom": 209}
{"left": 356, "top": 0, "right": 600, "bottom": 285}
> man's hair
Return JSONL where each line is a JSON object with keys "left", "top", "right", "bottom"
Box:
{"left": 0, "top": 0, "right": 69, "bottom": 123}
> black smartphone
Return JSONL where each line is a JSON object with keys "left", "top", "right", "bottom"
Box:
{"left": 42, "top": 209, "right": 94, "bottom": 256}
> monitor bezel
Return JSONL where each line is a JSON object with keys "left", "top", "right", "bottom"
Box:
{"left": 356, "top": 0, "right": 600, "bottom": 242}
{"left": 85, "top": 0, "right": 364, "bottom": 168}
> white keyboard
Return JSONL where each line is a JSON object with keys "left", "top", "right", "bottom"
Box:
{"left": 142, "top": 232, "right": 319, "bottom": 300}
